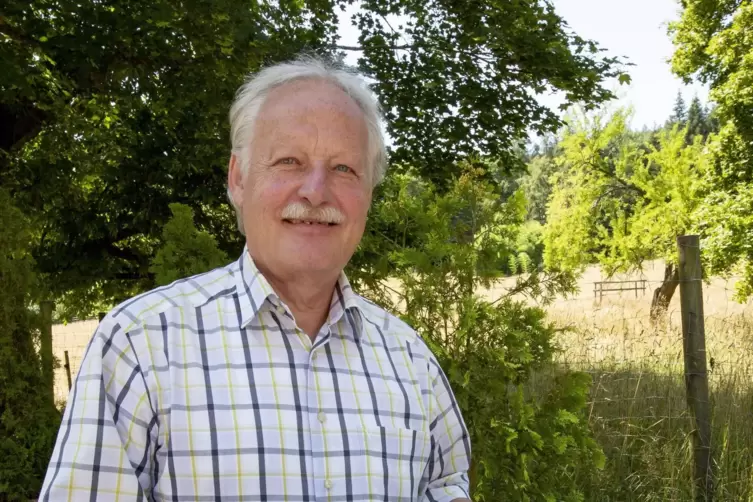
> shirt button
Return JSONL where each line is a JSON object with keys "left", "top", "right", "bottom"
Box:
{"left": 312, "top": 351, "right": 318, "bottom": 361}
{"left": 324, "top": 479, "right": 333, "bottom": 490}
{"left": 317, "top": 411, "right": 326, "bottom": 423}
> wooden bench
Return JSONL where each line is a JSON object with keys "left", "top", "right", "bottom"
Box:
{"left": 593, "top": 280, "right": 648, "bottom": 302}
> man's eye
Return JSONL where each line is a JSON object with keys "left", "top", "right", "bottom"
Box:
{"left": 279, "top": 158, "right": 298, "bottom": 165}
{"left": 335, "top": 164, "right": 352, "bottom": 173}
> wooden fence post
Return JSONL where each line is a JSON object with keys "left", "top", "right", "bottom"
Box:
{"left": 677, "top": 235, "right": 713, "bottom": 501}
{"left": 64, "top": 350, "right": 72, "bottom": 391}
{"left": 39, "top": 300, "right": 55, "bottom": 403}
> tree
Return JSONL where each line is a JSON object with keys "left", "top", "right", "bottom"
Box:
{"left": 0, "top": 190, "right": 61, "bottom": 500}
{"left": 683, "top": 94, "right": 720, "bottom": 143}
{"left": 349, "top": 0, "right": 629, "bottom": 187}
{"left": 2, "top": 0, "right": 628, "bottom": 318}
{"left": 664, "top": 93, "right": 718, "bottom": 145}
{"left": 519, "top": 154, "right": 560, "bottom": 224}
{"left": 515, "top": 220, "right": 546, "bottom": 272}
{"left": 669, "top": 89, "right": 687, "bottom": 126}
{"left": 543, "top": 110, "right": 708, "bottom": 316}
{"left": 670, "top": 0, "right": 753, "bottom": 301}
{"left": 1, "top": 0, "right": 335, "bottom": 318}
{"left": 686, "top": 95, "right": 705, "bottom": 139}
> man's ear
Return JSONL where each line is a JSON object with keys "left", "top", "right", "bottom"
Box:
{"left": 227, "top": 153, "right": 245, "bottom": 209}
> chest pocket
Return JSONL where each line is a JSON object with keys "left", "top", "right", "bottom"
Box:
{"left": 346, "top": 426, "right": 430, "bottom": 501}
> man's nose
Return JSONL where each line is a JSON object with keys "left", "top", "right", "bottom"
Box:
{"left": 297, "top": 163, "right": 330, "bottom": 207}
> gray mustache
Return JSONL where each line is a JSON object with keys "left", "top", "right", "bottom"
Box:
{"left": 281, "top": 202, "right": 345, "bottom": 224}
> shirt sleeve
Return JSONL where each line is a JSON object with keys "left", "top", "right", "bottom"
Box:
{"left": 39, "top": 318, "right": 158, "bottom": 500}
{"left": 421, "top": 355, "right": 472, "bottom": 502}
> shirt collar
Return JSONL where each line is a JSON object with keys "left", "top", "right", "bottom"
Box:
{"left": 327, "top": 272, "right": 364, "bottom": 338}
{"left": 234, "top": 247, "right": 365, "bottom": 338}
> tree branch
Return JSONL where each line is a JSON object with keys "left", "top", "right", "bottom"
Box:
{"left": 583, "top": 157, "right": 647, "bottom": 197}
{"left": 591, "top": 184, "right": 635, "bottom": 210}
{"left": 104, "top": 242, "right": 143, "bottom": 264}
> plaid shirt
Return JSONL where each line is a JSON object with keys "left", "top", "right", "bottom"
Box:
{"left": 41, "top": 249, "right": 471, "bottom": 501}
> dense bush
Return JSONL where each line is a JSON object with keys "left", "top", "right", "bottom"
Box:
{"left": 351, "top": 168, "right": 603, "bottom": 501}
{"left": 0, "top": 190, "right": 61, "bottom": 500}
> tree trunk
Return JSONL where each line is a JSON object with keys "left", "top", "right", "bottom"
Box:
{"left": 650, "top": 263, "right": 680, "bottom": 320}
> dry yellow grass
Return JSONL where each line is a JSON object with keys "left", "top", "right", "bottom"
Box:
{"left": 493, "top": 260, "right": 753, "bottom": 501}
{"left": 485, "top": 260, "right": 753, "bottom": 369}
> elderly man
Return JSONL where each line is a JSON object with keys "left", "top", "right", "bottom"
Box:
{"left": 41, "top": 55, "right": 471, "bottom": 501}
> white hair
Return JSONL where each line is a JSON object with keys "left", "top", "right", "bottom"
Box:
{"left": 227, "top": 54, "right": 388, "bottom": 235}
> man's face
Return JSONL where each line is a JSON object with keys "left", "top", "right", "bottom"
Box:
{"left": 228, "top": 79, "right": 373, "bottom": 280}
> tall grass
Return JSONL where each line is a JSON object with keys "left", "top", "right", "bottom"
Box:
{"left": 529, "top": 290, "right": 753, "bottom": 501}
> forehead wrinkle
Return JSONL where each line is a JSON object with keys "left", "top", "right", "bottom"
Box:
{"left": 253, "top": 83, "right": 368, "bottom": 165}
{"left": 267, "top": 122, "right": 360, "bottom": 164}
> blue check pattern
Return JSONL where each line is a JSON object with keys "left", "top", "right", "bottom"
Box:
{"left": 40, "top": 248, "right": 471, "bottom": 501}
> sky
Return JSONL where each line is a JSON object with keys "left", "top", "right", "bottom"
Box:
{"left": 550, "top": 0, "right": 708, "bottom": 129}
{"left": 336, "top": 0, "right": 708, "bottom": 131}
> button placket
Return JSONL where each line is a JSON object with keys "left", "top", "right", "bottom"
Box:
{"left": 308, "top": 334, "right": 330, "bottom": 498}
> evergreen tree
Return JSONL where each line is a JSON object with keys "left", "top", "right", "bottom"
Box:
{"left": 670, "top": 90, "right": 687, "bottom": 125}
{"left": 520, "top": 155, "right": 559, "bottom": 224}
{"left": 686, "top": 95, "right": 709, "bottom": 141}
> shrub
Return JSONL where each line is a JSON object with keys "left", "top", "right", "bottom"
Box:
{"left": 351, "top": 167, "right": 603, "bottom": 500}
{"left": 516, "top": 220, "right": 545, "bottom": 268}
{"left": 150, "top": 203, "right": 229, "bottom": 286}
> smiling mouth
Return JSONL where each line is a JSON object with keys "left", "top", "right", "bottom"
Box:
{"left": 283, "top": 218, "right": 338, "bottom": 227}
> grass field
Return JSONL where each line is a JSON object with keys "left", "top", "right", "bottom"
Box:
{"left": 498, "top": 261, "right": 753, "bottom": 501}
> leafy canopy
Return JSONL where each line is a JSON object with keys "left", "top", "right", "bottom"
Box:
{"left": 2, "top": 0, "right": 626, "bottom": 317}
{"left": 543, "top": 110, "right": 707, "bottom": 277}
{"left": 670, "top": 0, "right": 753, "bottom": 300}
{"left": 352, "top": 0, "right": 629, "bottom": 185}
{"left": 1, "top": 0, "right": 335, "bottom": 317}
